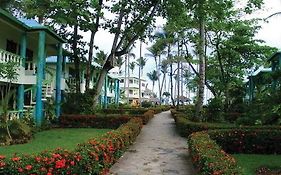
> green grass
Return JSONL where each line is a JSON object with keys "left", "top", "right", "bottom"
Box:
{"left": 233, "top": 154, "right": 281, "bottom": 175}
{"left": 0, "top": 128, "right": 111, "bottom": 157}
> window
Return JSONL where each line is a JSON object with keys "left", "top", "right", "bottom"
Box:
{"left": 26, "top": 49, "right": 33, "bottom": 61}
{"left": 129, "top": 90, "right": 133, "bottom": 94}
{"left": 129, "top": 79, "right": 133, "bottom": 83}
{"left": 6, "top": 40, "right": 17, "bottom": 54}
{"left": 120, "top": 79, "right": 124, "bottom": 83}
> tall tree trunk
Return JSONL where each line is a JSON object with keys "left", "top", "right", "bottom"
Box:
{"left": 195, "top": 8, "right": 206, "bottom": 120}
{"left": 127, "top": 56, "right": 130, "bottom": 104}
{"left": 157, "top": 55, "right": 162, "bottom": 104}
{"left": 73, "top": 24, "right": 80, "bottom": 93}
{"left": 138, "top": 41, "right": 142, "bottom": 106}
{"left": 86, "top": 0, "right": 103, "bottom": 91}
{"left": 168, "top": 45, "right": 175, "bottom": 107}
{"left": 124, "top": 54, "right": 127, "bottom": 101}
{"left": 177, "top": 41, "right": 180, "bottom": 108}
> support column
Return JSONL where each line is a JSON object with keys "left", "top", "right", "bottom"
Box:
{"left": 35, "top": 31, "right": 46, "bottom": 126}
{"left": 17, "top": 33, "right": 27, "bottom": 117}
{"left": 117, "top": 80, "right": 120, "bottom": 106}
{"left": 114, "top": 79, "right": 118, "bottom": 104}
{"left": 55, "top": 44, "right": 63, "bottom": 118}
{"left": 103, "top": 75, "right": 108, "bottom": 109}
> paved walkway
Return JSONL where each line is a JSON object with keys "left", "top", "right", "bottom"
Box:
{"left": 109, "top": 111, "right": 196, "bottom": 175}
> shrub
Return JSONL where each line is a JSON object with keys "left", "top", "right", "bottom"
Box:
{"left": 60, "top": 114, "right": 130, "bottom": 129}
{"left": 141, "top": 101, "right": 153, "bottom": 108}
{"left": 0, "top": 120, "right": 32, "bottom": 145}
{"left": 188, "top": 131, "right": 241, "bottom": 175}
{"left": 208, "top": 129, "right": 281, "bottom": 154}
{"left": 0, "top": 118, "right": 143, "bottom": 175}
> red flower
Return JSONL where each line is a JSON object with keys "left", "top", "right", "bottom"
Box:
{"left": 25, "top": 165, "right": 32, "bottom": 171}
{"left": 55, "top": 159, "right": 66, "bottom": 169}
{"left": 11, "top": 157, "right": 20, "bottom": 161}
{"left": 18, "top": 168, "right": 24, "bottom": 173}
{"left": 35, "top": 157, "right": 41, "bottom": 162}
{"left": 47, "top": 173, "right": 53, "bottom": 175}
{"left": 70, "top": 161, "right": 75, "bottom": 166}
{"left": 0, "top": 162, "right": 6, "bottom": 168}
{"left": 0, "top": 155, "right": 5, "bottom": 160}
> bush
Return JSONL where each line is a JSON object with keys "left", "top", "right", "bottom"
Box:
{"left": 141, "top": 101, "right": 152, "bottom": 108}
{"left": 0, "top": 120, "right": 32, "bottom": 145}
{"left": 0, "top": 118, "right": 143, "bottom": 175}
{"left": 209, "top": 129, "right": 281, "bottom": 154}
{"left": 173, "top": 111, "right": 281, "bottom": 137}
{"left": 60, "top": 114, "right": 130, "bottom": 129}
{"left": 188, "top": 131, "right": 241, "bottom": 175}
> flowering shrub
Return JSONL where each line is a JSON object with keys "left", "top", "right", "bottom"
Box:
{"left": 188, "top": 131, "right": 241, "bottom": 175}
{"left": 0, "top": 118, "right": 143, "bottom": 175}
{"left": 132, "top": 110, "right": 155, "bottom": 124}
{"left": 209, "top": 129, "right": 281, "bottom": 154}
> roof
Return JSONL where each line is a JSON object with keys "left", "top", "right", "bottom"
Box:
{"left": 108, "top": 74, "right": 120, "bottom": 80}
{"left": 251, "top": 67, "right": 271, "bottom": 77}
{"left": 0, "top": 9, "right": 65, "bottom": 43}
{"left": 268, "top": 51, "right": 281, "bottom": 62}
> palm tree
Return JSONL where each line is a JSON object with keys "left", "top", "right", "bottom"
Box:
{"left": 115, "top": 56, "right": 124, "bottom": 75}
{"left": 136, "top": 57, "right": 147, "bottom": 76}
{"left": 129, "top": 62, "right": 136, "bottom": 75}
{"left": 147, "top": 70, "right": 159, "bottom": 94}
{"left": 126, "top": 52, "right": 135, "bottom": 103}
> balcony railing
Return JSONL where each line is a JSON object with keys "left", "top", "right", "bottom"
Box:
{"left": 0, "top": 48, "right": 22, "bottom": 65}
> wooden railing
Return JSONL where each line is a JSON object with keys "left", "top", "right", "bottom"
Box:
{"left": 0, "top": 48, "right": 22, "bottom": 65}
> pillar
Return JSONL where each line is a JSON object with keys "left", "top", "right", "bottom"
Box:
{"left": 103, "top": 75, "right": 108, "bottom": 109}
{"left": 17, "top": 33, "right": 27, "bottom": 117}
{"left": 55, "top": 44, "right": 63, "bottom": 118}
{"left": 35, "top": 31, "right": 46, "bottom": 126}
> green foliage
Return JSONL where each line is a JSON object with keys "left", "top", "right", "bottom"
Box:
{"left": 62, "top": 90, "right": 96, "bottom": 114}
{"left": 141, "top": 101, "right": 153, "bottom": 108}
{"left": 209, "top": 129, "right": 281, "bottom": 154}
{"left": 0, "top": 119, "right": 32, "bottom": 145}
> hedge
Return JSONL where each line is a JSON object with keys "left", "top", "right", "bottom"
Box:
{"left": 173, "top": 113, "right": 281, "bottom": 137}
{"left": 188, "top": 131, "right": 241, "bottom": 175}
{"left": 208, "top": 129, "right": 281, "bottom": 154}
{"left": 60, "top": 114, "right": 131, "bottom": 129}
{"left": 0, "top": 118, "right": 143, "bottom": 175}
{"left": 188, "top": 129, "right": 281, "bottom": 175}
{"left": 60, "top": 109, "right": 155, "bottom": 128}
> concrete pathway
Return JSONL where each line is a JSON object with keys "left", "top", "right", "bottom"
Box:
{"left": 109, "top": 111, "right": 196, "bottom": 175}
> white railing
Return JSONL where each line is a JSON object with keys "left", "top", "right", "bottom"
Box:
{"left": 25, "top": 61, "right": 36, "bottom": 75}
{"left": 0, "top": 48, "right": 22, "bottom": 65}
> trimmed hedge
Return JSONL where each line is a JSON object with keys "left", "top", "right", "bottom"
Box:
{"left": 60, "top": 114, "right": 130, "bottom": 129}
{"left": 60, "top": 109, "right": 156, "bottom": 128}
{"left": 0, "top": 118, "right": 143, "bottom": 175}
{"left": 209, "top": 129, "right": 281, "bottom": 154}
{"left": 173, "top": 112, "right": 281, "bottom": 137}
{"left": 188, "top": 131, "right": 241, "bottom": 175}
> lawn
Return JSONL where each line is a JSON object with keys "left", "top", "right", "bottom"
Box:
{"left": 0, "top": 128, "right": 111, "bottom": 157}
{"left": 233, "top": 154, "right": 281, "bottom": 175}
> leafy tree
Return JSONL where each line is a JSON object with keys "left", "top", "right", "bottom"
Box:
{"left": 92, "top": 0, "right": 163, "bottom": 107}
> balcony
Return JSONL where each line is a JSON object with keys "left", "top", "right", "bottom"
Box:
{"left": 0, "top": 48, "right": 22, "bottom": 66}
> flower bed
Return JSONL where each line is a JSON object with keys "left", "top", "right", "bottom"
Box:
{"left": 188, "top": 131, "right": 241, "bottom": 175}
{"left": 0, "top": 118, "right": 143, "bottom": 175}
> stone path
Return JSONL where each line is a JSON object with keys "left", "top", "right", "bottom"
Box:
{"left": 109, "top": 111, "right": 196, "bottom": 175}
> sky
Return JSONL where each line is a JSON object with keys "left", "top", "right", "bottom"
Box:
{"left": 84, "top": 0, "right": 281, "bottom": 96}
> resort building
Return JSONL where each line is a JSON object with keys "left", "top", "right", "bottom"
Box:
{"left": 0, "top": 9, "right": 65, "bottom": 126}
